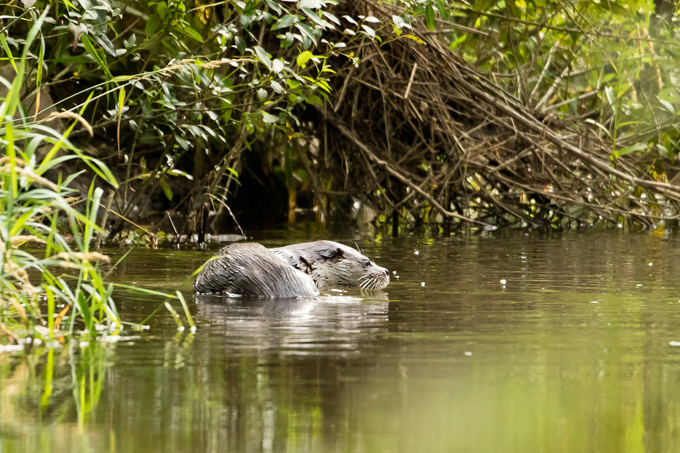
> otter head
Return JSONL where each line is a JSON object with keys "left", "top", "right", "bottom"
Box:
{"left": 313, "top": 243, "right": 389, "bottom": 291}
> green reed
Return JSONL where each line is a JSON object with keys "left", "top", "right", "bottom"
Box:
{"left": 0, "top": 10, "right": 122, "bottom": 342}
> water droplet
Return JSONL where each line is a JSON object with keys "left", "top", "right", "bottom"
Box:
{"left": 591, "top": 301, "right": 598, "bottom": 304}
{"left": 421, "top": 282, "right": 425, "bottom": 286}
{"left": 500, "top": 279, "right": 507, "bottom": 285}
{"left": 414, "top": 250, "right": 419, "bottom": 255}
{"left": 464, "top": 351, "right": 473, "bottom": 356}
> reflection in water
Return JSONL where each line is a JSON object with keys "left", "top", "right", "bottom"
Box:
{"left": 5, "top": 232, "right": 680, "bottom": 452}
{"left": 196, "top": 294, "right": 389, "bottom": 355}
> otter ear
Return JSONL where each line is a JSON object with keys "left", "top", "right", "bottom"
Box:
{"left": 330, "top": 248, "right": 344, "bottom": 260}
{"left": 296, "top": 256, "right": 313, "bottom": 274}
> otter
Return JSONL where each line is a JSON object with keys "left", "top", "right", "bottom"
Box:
{"left": 193, "top": 243, "right": 319, "bottom": 297}
{"left": 271, "top": 241, "right": 389, "bottom": 290}
{"left": 194, "top": 240, "right": 389, "bottom": 297}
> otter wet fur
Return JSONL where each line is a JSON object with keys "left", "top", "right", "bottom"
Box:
{"left": 194, "top": 240, "right": 389, "bottom": 297}
{"left": 194, "top": 243, "right": 319, "bottom": 297}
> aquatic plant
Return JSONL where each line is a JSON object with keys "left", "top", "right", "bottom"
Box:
{"left": 0, "top": 11, "right": 124, "bottom": 343}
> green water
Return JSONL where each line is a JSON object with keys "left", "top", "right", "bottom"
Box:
{"left": 3, "top": 230, "right": 680, "bottom": 452}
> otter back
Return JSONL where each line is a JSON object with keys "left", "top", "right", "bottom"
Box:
{"left": 194, "top": 243, "right": 319, "bottom": 297}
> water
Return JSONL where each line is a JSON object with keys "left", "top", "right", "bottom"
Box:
{"left": 3, "top": 229, "right": 680, "bottom": 452}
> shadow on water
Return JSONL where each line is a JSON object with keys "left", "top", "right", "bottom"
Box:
{"left": 6, "top": 230, "right": 680, "bottom": 451}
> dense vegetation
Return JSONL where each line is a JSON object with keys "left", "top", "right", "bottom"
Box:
{"left": 4, "top": 0, "right": 680, "bottom": 233}
{"left": 3, "top": 0, "right": 680, "bottom": 341}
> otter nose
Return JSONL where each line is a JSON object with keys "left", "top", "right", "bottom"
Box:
{"left": 383, "top": 268, "right": 389, "bottom": 276}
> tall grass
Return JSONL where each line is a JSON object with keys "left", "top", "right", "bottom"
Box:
{"left": 0, "top": 10, "right": 123, "bottom": 343}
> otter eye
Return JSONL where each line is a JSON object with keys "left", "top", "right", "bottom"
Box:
{"left": 363, "top": 259, "right": 370, "bottom": 267}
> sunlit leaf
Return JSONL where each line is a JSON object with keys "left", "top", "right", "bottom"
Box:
{"left": 297, "top": 50, "right": 313, "bottom": 67}
{"left": 254, "top": 46, "right": 272, "bottom": 69}
{"left": 272, "top": 14, "right": 296, "bottom": 30}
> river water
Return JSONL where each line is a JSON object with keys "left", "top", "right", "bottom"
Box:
{"left": 3, "top": 229, "right": 680, "bottom": 452}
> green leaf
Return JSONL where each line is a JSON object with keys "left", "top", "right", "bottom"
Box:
{"left": 254, "top": 46, "right": 272, "bottom": 69}
{"left": 93, "top": 32, "right": 116, "bottom": 57}
{"left": 159, "top": 177, "right": 173, "bottom": 201}
{"left": 425, "top": 3, "right": 436, "bottom": 31}
{"left": 296, "top": 23, "right": 318, "bottom": 45}
{"left": 179, "top": 26, "right": 204, "bottom": 43}
{"left": 604, "top": 86, "right": 615, "bottom": 107}
{"left": 616, "top": 144, "right": 647, "bottom": 157}
{"left": 0, "top": 34, "right": 17, "bottom": 73}
{"left": 299, "top": 0, "right": 322, "bottom": 9}
{"left": 262, "top": 113, "right": 279, "bottom": 123}
{"left": 81, "top": 35, "right": 113, "bottom": 79}
{"left": 585, "top": 119, "right": 612, "bottom": 139}
{"left": 145, "top": 14, "right": 163, "bottom": 37}
{"left": 271, "top": 80, "right": 285, "bottom": 93}
{"left": 361, "top": 24, "right": 376, "bottom": 39}
{"left": 343, "top": 15, "right": 358, "bottom": 25}
{"left": 297, "top": 50, "right": 313, "bottom": 68}
{"left": 449, "top": 33, "right": 466, "bottom": 49}
{"left": 52, "top": 54, "right": 96, "bottom": 64}
{"left": 272, "top": 15, "right": 296, "bottom": 31}
{"left": 305, "top": 94, "right": 323, "bottom": 106}
{"left": 436, "top": 0, "right": 449, "bottom": 20}
{"left": 264, "top": 0, "right": 283, "bottom": 14}
{"left": 234, "top": 36, "right": 246, "bottom": 54}
{"left": 659, "top": 99, "right": 675, "bottom": 114}
{"left": 303, "top": 8, "right": 329, "bottom": 28}
{"left": 323, "top": 12, "right": 341, "bottom": 25}
{"left": 157, "top": 1, "right": 169, "bottom": 20}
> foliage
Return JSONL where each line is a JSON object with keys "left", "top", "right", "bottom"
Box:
{"left": 4, "top": 0, "right": 680, "bottom": 234}
{"left": 0, "top": 11, "right": 123, "bottom": 343}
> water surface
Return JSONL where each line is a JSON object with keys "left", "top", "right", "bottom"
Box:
{"left": 3, "top": 230, "right": 680, "bottom": 452}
